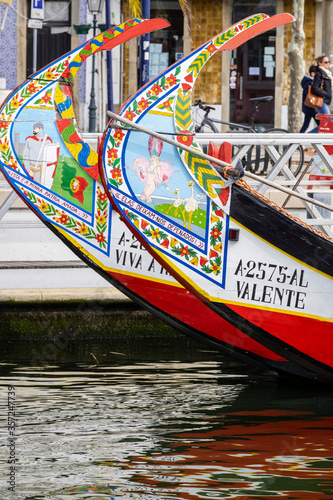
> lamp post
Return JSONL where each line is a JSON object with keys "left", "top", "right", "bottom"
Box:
{"left": 87, "top": 0, "right": 104, "bottom": 132}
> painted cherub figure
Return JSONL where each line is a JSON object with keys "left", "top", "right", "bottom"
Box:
{"left": 133, "top": 136, "right": 173, "bottom": 206}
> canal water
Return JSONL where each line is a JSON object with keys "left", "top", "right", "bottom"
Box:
{"left": 1, "top": 335, "right": 333, "bottom": 500}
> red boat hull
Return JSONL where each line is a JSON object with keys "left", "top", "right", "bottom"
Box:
{"left": 229, "top": 302, "right": 332, "bottom": 371}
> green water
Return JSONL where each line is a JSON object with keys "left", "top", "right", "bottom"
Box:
{"left": 1, "top": 336, "right": 333, "bottom": 500}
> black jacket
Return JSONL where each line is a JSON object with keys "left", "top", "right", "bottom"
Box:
{"left": 311, "top": 66, "right": 332, "bottom": 105}
{"left": 301, "top": 74, "right": 316, "bottom": 115}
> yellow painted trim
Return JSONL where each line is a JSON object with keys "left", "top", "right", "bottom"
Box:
{"left": 154, "top": 244, "right": 332, "bottom": 322}
{"left": 230, "top": 216, "right": 333, "bottom": 281}
{"left": 25, "top": 106, "right": 53, "bottom": 110}
{"left": 209, "top": 294, "right": 333, "bottom": 322}
{"left": 55, "top": 230, "right": 332, "bottom": 322}
{"left": 55, "top": 226, "right": 183, "bottom": 288}
{"left": 153, "top": 247, "right": 212, "bottom": 300}
{"left": 148, "top": 110, "right": 174, "bottom": 117}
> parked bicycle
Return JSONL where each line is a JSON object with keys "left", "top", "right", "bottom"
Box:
{"left": 192, "top": 96, "right": 304, "bottom": 177}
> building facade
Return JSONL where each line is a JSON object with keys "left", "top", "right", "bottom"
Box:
{"left": 0, "top": 0, "right": 122, "bottom": 132}
{"left": 0, "top": 0, "right": 327, "bottom": 132}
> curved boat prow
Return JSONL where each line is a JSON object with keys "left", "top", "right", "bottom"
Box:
{"left": 100, "top": 14, "right": 333, "bottom": 383}
{"left": 101, "top": 12, "right": 297, "bottom": 299}
{"left": 0, "top": 19, "right": 170, "bottom": 185}
{"left": 1, "top": 13, "right": 332, "bottom": 383}
{"left": 0, "top": 15, "right": 292, "bottom": 380}
{"left": 214, "top": 13, "right": 294, "bottom": 52}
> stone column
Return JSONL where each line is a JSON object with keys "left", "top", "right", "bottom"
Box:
{"left": 315, "top": 1, "right": 323, "bottom": 58}
{"left": 322, "top": 0, "right": 333, "bottom": 60}
{"left": 322, "top": 0, "right": 333, "bottom": 111}
{"left": 17, "top": 1, "right": 27, "bottom": 85}
{"left": 127, "top": 38, "right": 138, "bottom": 96}
{"left": 183, "top": 0, "right": 192, "bottom": 56}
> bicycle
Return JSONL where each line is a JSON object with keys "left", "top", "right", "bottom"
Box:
{"left": 192, "top": 97, "right": 304, "bottom": 177}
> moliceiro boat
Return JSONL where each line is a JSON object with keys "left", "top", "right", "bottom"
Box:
{"left": 0, "top": 15, "right": 331, "bottom": 382}
{"left": 100, "top": 15, "right": 333, "bottom": 382}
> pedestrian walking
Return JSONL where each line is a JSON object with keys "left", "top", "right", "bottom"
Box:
{"left": 312, "top": 55, "right": 333, "bottom": 116}
{"left": 300, "top": 65, "right": 320, "bottom": 133}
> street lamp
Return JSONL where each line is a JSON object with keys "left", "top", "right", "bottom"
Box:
{"left": 87, "top": 0, "right": 104, "bottom": 132}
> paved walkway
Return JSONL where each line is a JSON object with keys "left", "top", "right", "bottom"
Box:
{"left": 0, "top": 287, "right": 130, "bottom": 303}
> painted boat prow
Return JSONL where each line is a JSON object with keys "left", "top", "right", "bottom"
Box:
{"left": 101, "top": 12, "right": 300, "bottom": 301}
{"left": 101, "top": 15, "right": 333, "bottom": 383}
{"left": 215, "top": 13, "right": 294, "bottom": 52}
{"left": 0, "top": 16, "right": 309, "bottom": 380}
{"left": 0, "top": 15, "right": 331, "bottom": 383}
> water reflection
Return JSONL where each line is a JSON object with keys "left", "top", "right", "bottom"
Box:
{"left": 1, "top": 338, "right": 333, "bottom": 500}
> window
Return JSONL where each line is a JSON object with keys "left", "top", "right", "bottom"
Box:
{"left": 148, "top": 1, "right": 183, "bottom": 79}
{"left": 26, "top": 0, "right": 71, "bottom": 77}
{"left": 230, "top": 0, "right": 276, "bottom": 125}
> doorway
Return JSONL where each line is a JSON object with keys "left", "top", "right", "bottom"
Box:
{"left": 230, "top": 1, "right": 276, "bottom": 127}
{"left": 148, "top": 0, "right": 184, "bottom": 80}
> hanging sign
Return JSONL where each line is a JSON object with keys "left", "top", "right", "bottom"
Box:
{"left": 31, "top": 0, "right": 44, "bottom": 20}
{"left": 28, "top": 19, "right": 43, "bottom": 29}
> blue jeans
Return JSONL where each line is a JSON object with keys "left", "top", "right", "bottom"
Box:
{"left": 309, "top": 102, "right": 331, "bottom": 132}
{"left": 314, "top": 102, "right": 330, "bottom": 115}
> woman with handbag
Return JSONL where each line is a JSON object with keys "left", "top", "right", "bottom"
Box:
{"left": 311, "top": 55, "right": 333, "bottom": 116}
{"left": 300, "top": 65, "right": 320, "bottom": 132}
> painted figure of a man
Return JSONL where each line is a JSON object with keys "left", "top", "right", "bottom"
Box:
{"left": 23, "top": 121, "right": 52, "bottom": 182}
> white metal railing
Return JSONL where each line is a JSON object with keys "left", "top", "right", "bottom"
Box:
{"left": 196, "top": 132, "right": 333, "bottom": 237}
{"left": 1, "top": 133, "right": 332, "bottom": 235}
{"left": 195, "top": 133, "right": 333, "bottom": 180}
{"left": 196, "top": 132, "right": 333, "bottom": 144}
